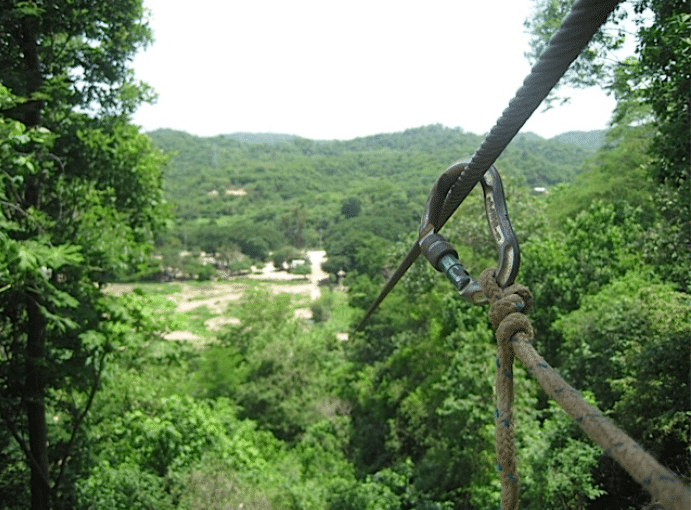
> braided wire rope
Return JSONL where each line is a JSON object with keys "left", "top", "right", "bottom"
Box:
{"left": 351, "top": 1, "right": 691, "bottom": 507}
{"left": 478, "top": 269, "right": 691, "bottom": 510}
{"left": 355, "top": 0, "right": 622, "bottom": 332}
{"left": 442, "top": 0, "right": 623, "bottom": 216}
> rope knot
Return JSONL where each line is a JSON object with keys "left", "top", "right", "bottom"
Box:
{"left": 476, "top": 266, "right": 690, "bottom": 510}
{"left": 479, "top": 268, "right": 535, "bottom": 510}
{"left": 479, "top": 268, "right": 534, "bottom": 341}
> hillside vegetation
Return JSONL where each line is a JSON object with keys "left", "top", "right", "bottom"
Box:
{"left": 131, "top": 119, "right": 688, "bottom": 510}
{"left": 150, "top": 124, "right": 598, "bottom": 276}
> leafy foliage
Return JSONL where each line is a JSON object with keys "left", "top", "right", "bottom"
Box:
{"left": 0, "top": 2, "right": 167, "bottom": 508}
{"left": 197, "top": 288, "right": 348, "bottom": 442}
{"left": 518, "top": 398, "right": 606, "bottom": 509}
{"left": 149, "top": 125, "right": 596, "bottom": 272}
{"left": 552, "top": 274, "right": 691, "bottom": 508}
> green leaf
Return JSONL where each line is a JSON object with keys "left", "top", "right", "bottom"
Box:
{"left": 17, "top": 244, "right": 39, "bottom": 272}
{"left": 15, "top": 2, "right": 46, "bottom": 16}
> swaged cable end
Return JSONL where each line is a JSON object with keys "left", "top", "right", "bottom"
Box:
{"left": 438, "top": 254, "right": 486, "bottom": 304}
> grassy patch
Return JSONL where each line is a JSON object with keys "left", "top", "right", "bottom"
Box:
{"left": 136, "top": 282, "right": 184, "bottom": 295}
{"left": 326, "top": 291, "right": 355, "bottom": 331}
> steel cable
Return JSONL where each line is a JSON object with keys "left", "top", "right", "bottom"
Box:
{"left": 443, "top": 0, "right": 622, "bottom": 217}
{"left": 355, "top": 0, "right": 623, "bottom": 331}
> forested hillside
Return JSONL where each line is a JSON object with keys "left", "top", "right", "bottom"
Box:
{"left": 149, "top": 124, "right": 597, "bottom": 276}
{"left": 154, "top": 124, "right": 596, "bottom": 212}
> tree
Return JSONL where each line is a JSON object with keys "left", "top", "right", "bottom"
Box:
{"left": 0, "top": 2, "right": 165, "bottom": 509}
{"left": 553, "top": 275, "right": 690, "bottom": 507}
{"left": 523, "top": 0, "right": 628, "bottom": 104}
{"left": 525, "top": 0, "right": 690, "bottom": 290}
{"left": 204, "top": 288, "right": 347, "bottom": 442}
{"left": 525, "top": 0, "right": 689, "bottom": 154}
{"left": 520, "top": 201, "right": 645, "bottom": 365}
{"left": 606, "top": 1, "right": 690, "bottom": 290}
{"left": 341, "top": 197, "right": 362, "bottom": 218}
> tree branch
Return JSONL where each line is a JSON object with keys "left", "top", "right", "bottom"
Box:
{"left": 0, "top": 400, "right": 51, "bottom": 490}
{"left": 52, "top": 347, "right": 108, "bottom": 493}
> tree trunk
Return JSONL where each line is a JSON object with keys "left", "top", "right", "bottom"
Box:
{"left": 19, "top": 15, "right": 43, "bottom": 210}
{"left": 25, "top": 296, "right": 51, "bottom": 510}
{"left": 20, "top": 16, "right": 50, "bottom": 510}
{"left": 19, "top": 17, "right": 43, "bottom": 127}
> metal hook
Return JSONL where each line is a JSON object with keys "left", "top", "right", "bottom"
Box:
{"left": 354, "top": 161, "right": 520, "bottom": 331}
{"left": 418, "top": 161, "right": 520, "bottom": 303}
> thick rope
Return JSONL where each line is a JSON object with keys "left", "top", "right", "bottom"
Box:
{"left": 478, "top": 268, "right": 691, "bottom": 510}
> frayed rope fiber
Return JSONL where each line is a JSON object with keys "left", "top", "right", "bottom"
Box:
{"left": 478, "top": 268, "right": 691, "bottom": 510}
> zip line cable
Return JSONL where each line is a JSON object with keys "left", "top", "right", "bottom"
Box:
{"left": 349, "top": 2, "right": 691, "bottom": 506}
{"left": 355, "top": 0, "right": 623, "bottom": 331}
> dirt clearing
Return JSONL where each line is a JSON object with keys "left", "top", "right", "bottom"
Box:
{"left": 105, "top": 251, "right": 331, "bottom": 341}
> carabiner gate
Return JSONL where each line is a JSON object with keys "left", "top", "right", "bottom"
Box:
{"left": 418, "top": 161, "right": 520, "bottom": 304}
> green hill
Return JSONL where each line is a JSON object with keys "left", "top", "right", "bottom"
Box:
{"left": 551, "top": 129, "right": 606, "bottom": 150}
{"left": 147, "top": 124, "right": 596, "bottom": 265}
{"left": 150, "top": 124, "right": 594, "bottom": 205}
{"left": 224, "top": 132, "right": 300, "bottom": 144}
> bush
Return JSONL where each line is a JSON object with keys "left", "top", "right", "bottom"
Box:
{"left": 196, "top": 264, "right": 216, "bottom": 281}
{"left": 272, "top": 246, "right": 304, "bottom": 268}
{"left": 311, "top": 291, "right": 335, "bottom": 323}
{"left": 290, "top": 261, "right": 312, "bottom": 275}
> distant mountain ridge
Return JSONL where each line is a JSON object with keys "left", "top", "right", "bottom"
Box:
{"left": 147, "top": 125, "right": 599, "bottom": 194}
{"left": 551, "top": 130, "right": 606, "bottom": 150}
{"left": 189, "top": 126, "right": 607, "bottom": 151}
{"left": 147, "top": 124, "right": 602, "bottom": 266}
{"left": 223, "top": 132, "right": 300, "bottom": 144}
{"left": 148, "top": 124, "right": 598, "bottom": 225}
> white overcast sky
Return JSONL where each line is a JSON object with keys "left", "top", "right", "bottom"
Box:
{"left": 131, "top": 0, "right": 618, "bottom": 140}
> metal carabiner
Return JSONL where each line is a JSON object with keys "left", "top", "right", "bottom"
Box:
{"left": 418, "top": 160, "right": 520, "bottom": 304}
